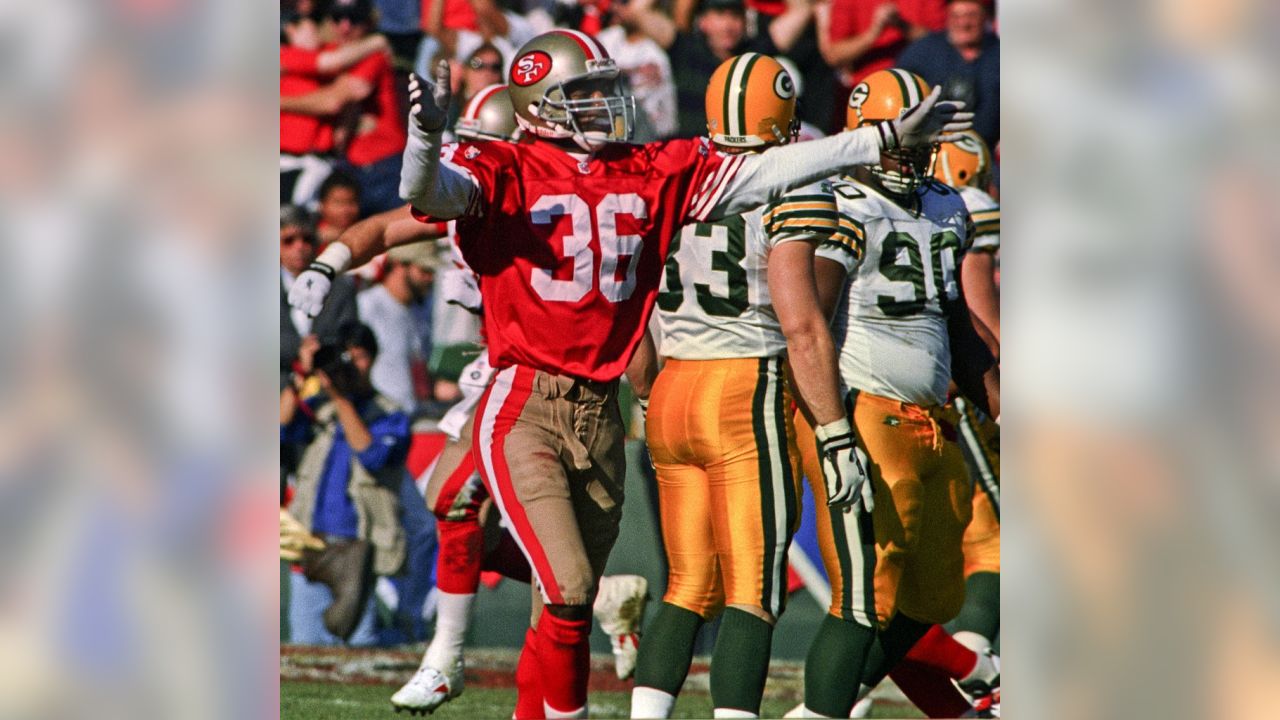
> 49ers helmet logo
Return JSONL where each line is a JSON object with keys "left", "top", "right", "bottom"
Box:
{"left": 512, "top": 51, "right": 552, "bottom": 87}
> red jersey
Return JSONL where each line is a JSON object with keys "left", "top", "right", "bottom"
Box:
{"left": 421, "top": 138, "right": 745, "bottom": 382}
{"left": 280, "top": 46, "right": 334, "bottom": 154}
{"left": 829, "top": 0, "right": 947, "bottom": 84}
{"left": 341, "top": 50, "right": 407, "bottom": 166}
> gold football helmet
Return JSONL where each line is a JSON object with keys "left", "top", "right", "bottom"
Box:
{"left": 455, "top": 84, "right": 522, "bottom": 142}
{"left": 846, "top": 68, "right": 935, "bottom": 197}
{"left": 704, "top": 52, "right": 799, "bottom": 150}
{"left": 933, "top": 129, "right": 992, "bottom": 190}
{"left": 505, "top": 30, "right": 635, "bottom": 151}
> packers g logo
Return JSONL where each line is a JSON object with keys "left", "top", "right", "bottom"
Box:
{"left": 512, "top": 51, "right": 552, "bottom": 87}
{"left": 848, "top": 83, "right": 869, "bottom": 112}
{"left": 774, "top": 71, "right": 795, "bottom": 100}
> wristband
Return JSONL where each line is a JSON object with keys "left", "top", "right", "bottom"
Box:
{"left": 314, "top": 242, "right": 353, "bottom": 275}
{"left": 875, "top": 120, "right": 899, "bottom": 151}
{"left": 815, "top": 417, "right": 853, "bottom": 442}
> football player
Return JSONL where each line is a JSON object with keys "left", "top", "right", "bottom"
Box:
{"left": 629, "top": 53, "right": 871, "bottom": 720}
{"left": 788, "top": 69, "right": 999, "bottom": 718}
{"left": 291, "top": 31, "right": 971, "bottom": 718}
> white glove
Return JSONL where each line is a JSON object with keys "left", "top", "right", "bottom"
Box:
{"left": 439, "top": 267, "right": 482, "bottom": 314}
{"left": 814, "top": 417, "right": 874, "bottom": 511}
{"left": 408, "top": 61, "right": 452, "bottom": 137}
{"left": 879, "top": 86, "right": 975, "bottom": 150}
{"left": 288, "top": 243, "right": 352, "bottom": 318}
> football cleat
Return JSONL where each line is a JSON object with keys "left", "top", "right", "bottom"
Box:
{"left": 956, "top": 649, "right": 1000, "bottom": 717}
{"left": 391, "top": 657, "right": 463, "bottom": 715}
{"left": 593, "top": 574, "right": 648, "bottom": 680}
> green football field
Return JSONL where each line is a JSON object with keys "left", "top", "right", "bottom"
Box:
{"left": 280, "top": 646, "right": 922, "bottom": 719}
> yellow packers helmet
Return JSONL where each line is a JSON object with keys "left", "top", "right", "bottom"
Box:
{"left": 455, "top": 84, "right": 522, "bottom": 142}
{"left": 846, "top": 68, "right": 934, "bottom": 197}
{"left": 705, "top": 52, "right": 799, "bottom": 149}
{"left": 933, "top": 129, "right": 991, "bottom": 189}
{"left": 506, "top": 29, "right": 636, "bottom": 151}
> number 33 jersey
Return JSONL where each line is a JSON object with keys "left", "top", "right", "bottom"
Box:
{"left": 820, "top": 180, "right": 974, "bottom": 406}
{"left": 440, "top": 137, "right": 746, "bottom": 382}
{"left": 654, "top": 182, "right": 842, "bottom": 360}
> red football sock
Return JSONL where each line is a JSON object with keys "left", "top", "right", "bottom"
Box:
{"left": 435, "top": 519, "right": 484, "bottom": 594}
{"left": 483, "top": 529, "right": 532, "bottom": 584}
{"left": 890, "top": 659, "right": 975, "bottom": 718}
{"left": 514, "top": 628, "right": 544, "bottom": 719}
{"left": 535, "top": 611, "right": 592, "bottom": 714}
{"left": 904, "top": 624, "right": 980, "bottom": 679}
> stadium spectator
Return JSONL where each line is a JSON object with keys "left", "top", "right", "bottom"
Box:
{"left": 446, "top": 42, "right": 506, "bottom": 129}
{"left": 896, "top": 0, "right": 999, "bottom": 148}
{"left": 357, "top": 242, "right": 436, "bottom": 415}
{"left": 597, "top": 6, "right": 679, "bottom": 139}
{"left": 373, "top": 0, "right": 424, "bottom": 67}
{"left": 280, "top": 7, "right": 389, "bottom": 206}
{"left": 281, "top": 0, "right": 408, "bottom": 215}
{"left": 281, "top": 205, "right": 359, "bottom": 388}
{"left": 815, "top": 0, "right": 945, "bottom": 129}
{"left": 281, "top": 321, "right": 411, "bottom": 644}
{"left": 626, "top": 0, "right": 813, "bottom": 138}
{"left": 315, "top": 172, "right": 363, "bottom": 247}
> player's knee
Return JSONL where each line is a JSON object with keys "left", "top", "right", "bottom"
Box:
{"left": 545, "top": 602, "right": 593, "bottom": 622}
{"left": 728, "top": 602, "right": 775, "bottom": 626}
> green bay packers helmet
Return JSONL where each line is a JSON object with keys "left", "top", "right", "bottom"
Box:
{"left": 847, "top": 68, "right": 936, "bottom": 197}
{"left": 933, "top": 129, "right": 992, "bottom": 190}
{"left": 455, "top": 84, "right": 522, "bottom": 142}
{"left": 506, "top": 30, "right": 636, "bottom": 151}
{"left": 705, "top": 52, "right": 799, "bottom": 150}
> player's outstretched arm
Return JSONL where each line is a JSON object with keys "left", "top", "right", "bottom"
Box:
{"left": 696, "top": 88, "right": 973, "bottom": 222}
{"left": 398, "top": 61, "right": 477, "bottom": 219}
{"left": 287, "top": 206, "right": 445, "bottom": 317}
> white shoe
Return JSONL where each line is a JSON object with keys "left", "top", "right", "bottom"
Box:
{"left": 593, "top": 574, "right": 648, "bottom": 680}
{"left": 848, "top": 696, "right": 873, "bottom": 718}
{"left": 391, "top": 658, "right": 464, "bottom": 715}
{"left": 782, "top": 703, "right": 806, "bottom": 718}
{"left": 957, "top": 649, "right": 1000, "bottom": 717}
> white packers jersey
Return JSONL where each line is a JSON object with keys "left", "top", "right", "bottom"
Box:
{"left": 959, "top": 185, "right": 1000, "bottom": 252}
{"left": 655, "top": 181, "right": 843, "bottom": 360}
{"left": 819, "top": 179, "right": 973, "bottom": 406}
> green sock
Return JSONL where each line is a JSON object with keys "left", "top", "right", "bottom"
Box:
{"left": 709, "top": 608, "right": 774, "bottom": 714}
{"left": 860, "top": 613, "right": 932, "bottom": 688}
{"left": 949, "top": 572, "right": 1000, "bottom": 642}
{"left": 634, "top": 602, "right": 704, "bottom": 695}
{"left": 803, "top": 614, "right": 877, "bottom": 718}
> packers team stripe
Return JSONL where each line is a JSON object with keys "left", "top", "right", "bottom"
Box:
{"left": 971, "top": 209, "right": 1000, "bottom": 223}
{"left": 771, "top": 358, "right": 798, "bottom": 617}
{"left": 889, "top": 68, "right": 923, "bottom": 107}
{"left": 826, "top": 479, "right": 856, "bottom": 621}
{"left": 752, "top": 357, "right": 792, "bottom": 616}
{"left": 955, "top": 397, "right": 1000, "bottom": 518}
{"left": 974, "top": 221, "right": 1000, "bottom": 236}
{"left": 752, "top": 358, "right": 777, "bottom": 613}
{"left": 725, "top": 53, "right": 762, "bottom": 138}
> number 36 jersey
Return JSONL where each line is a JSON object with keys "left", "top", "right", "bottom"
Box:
{"left": 819, "top": 180, "right": 974, "bottom": 406}
{"left": 654, "top": 182, "right": 842, "bottom": 360}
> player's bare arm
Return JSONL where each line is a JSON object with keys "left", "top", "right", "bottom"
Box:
{"left": 947, "top": 275, "right": 1000, "bottom": 419}
{"left": 961, "top": 249, "right": 1000, "bottom": 347}
{"left": 768, "top": 239, "right": 844, "bottom": 427}
{"left": 624, "top": 331, "right": 659, "bottom": 406}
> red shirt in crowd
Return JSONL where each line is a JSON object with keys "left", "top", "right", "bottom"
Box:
{"left": 280, "top": 46, "right": 334, "bottom": 155}
{"left": 828, "top": 0, "right": 947, "bottom": 85}
{"left": 420, "top": 0, "right": 479, "bottom": 31}
{"left": 338, "top": 48, "right": 408, "bottom": 166}
{"left": 413, "top": 137, "right": 744, "bottom": 382}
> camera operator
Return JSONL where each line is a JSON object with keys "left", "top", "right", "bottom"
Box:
{"left": 281, "top": 321, "right": 411, "bottom": 643}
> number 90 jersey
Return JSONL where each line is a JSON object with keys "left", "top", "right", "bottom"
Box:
{"left": 820, "top": 180, "right": 973, "bottom": 406}
{"left": 654, "top": 182, "right": 842, "bottom": 359}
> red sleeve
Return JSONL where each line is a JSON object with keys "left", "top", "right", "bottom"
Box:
{"left": 280, "top": 46, "right": 320, "bottom": 76}
{"left": 653, "top": 138, "right": 748, "bottom": 223}
{"left": 347, "top": 51, "right": 388, "bottom": 86}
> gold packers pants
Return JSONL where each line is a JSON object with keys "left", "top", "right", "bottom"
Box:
{"left": 646, "top": 357, "right": 802, "bottom": 619}
{"left": 946, "top": 397, "right": 1001, "bottom": 577}
{"left": 797, "top": 392, "right": 972, "bottom": 627}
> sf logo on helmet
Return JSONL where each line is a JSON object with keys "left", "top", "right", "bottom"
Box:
{"left": 512, "top": 51, "right": 552, "bottom": 87}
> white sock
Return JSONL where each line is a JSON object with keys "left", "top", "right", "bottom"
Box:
{"left": 544, "top": 700, "right": 587, "bottom": 718}
{"left": 713, "top": 709, "right": 758, "bottom": 718}
{"left": 849, "top": 696, "right": 874, "bottom": 718}
{"left": 795, "top": 706, "right": 833, "bottom": 718}
{"left": 952, "top": 630, "right": 992, "bottom": 655}
{"left": 854, "top": 683, "right": 873, "bottom": 702}
{"left": 631, "top": 686, "right": 677, "bottom": 718}
{"left": 423, "top": 591, "right": 475, "bottom": 670}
